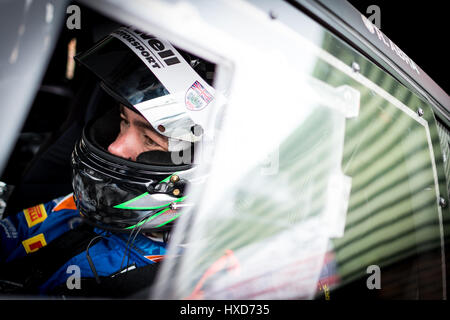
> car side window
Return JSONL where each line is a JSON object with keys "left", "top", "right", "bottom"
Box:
{"left": 153, "top": 4, "right": 449, "bottom": 300}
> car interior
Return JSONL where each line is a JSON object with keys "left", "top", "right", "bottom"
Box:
{"left": 0, "top": 3, "right": 215, "bottom": 219}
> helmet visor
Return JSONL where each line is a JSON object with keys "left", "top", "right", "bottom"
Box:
{"left": 75, "top": 27, "right": 216, "bottom": 145}
{"left": 75, "top": 34, "right": 170, "bottom": 107}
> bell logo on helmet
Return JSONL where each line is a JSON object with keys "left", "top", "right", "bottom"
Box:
{"left": 111, "top": 27, "right": 181, "bottom": 69}
{"left": 133, "top": 29, "right": 181, "bottom": 67}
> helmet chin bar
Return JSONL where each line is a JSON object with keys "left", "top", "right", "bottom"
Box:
{"left": 112, "top": 173, "right": 192, "bottom": 231}
{"left": 72, "top": 124, "right": 195, "bottom": 234}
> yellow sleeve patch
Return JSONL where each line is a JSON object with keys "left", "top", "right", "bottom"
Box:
{"left": 23, "top": 204, "right": 48, "bottom": 228}
{"left": 22, "top": 233, "right": 47, "bottom": 254}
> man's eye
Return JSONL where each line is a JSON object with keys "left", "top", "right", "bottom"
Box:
{"left": 120, "top": 118, "right": 129, "bottom": 126}
{"left": 144, "top": 135, "right": 157, "bottom": 146}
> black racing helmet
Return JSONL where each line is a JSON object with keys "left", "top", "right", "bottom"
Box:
{"left": 71, "top": 26, "right": 218, "bottom": 233}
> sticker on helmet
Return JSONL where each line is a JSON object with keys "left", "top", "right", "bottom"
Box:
{"left": 185, "top": 81, "right": 214, "bottom": 111}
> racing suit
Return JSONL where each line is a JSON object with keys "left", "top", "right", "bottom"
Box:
{"left": 0, "top": 194, "right": 165, "bottom": 296}
{"left": 0, "top": 193, "right": 339, "bottom": 298}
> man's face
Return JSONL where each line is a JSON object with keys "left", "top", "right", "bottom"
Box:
{"left": 108, "top": 105, "right": 169, "bottom": 161}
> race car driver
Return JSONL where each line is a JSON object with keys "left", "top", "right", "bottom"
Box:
{"left": 0, "top": 26, "right": 217, "bottom": 297}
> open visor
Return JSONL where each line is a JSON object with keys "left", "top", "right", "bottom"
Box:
{"left": 75, "top": 27, "right": 216, "bottom": 146}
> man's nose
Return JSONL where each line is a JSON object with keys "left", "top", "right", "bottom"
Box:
{"left": 107, "top": 131, "right": 139, "bottom": 161}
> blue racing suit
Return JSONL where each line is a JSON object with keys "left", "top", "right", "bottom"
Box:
{"left": 0, "top": 193, "right": 166, "bottom": 295}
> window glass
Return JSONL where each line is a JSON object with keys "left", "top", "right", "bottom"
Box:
{"left": 313, "top": 39, "right": 446, "bottom": 298}
{"left": 152, "top": 4, "right": 449, "bottom": 300}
